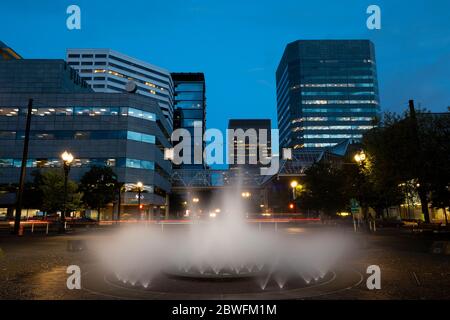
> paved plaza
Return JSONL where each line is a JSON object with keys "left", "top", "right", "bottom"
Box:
{"left": 0, "top": 223, "right": 449, "bottom": 300}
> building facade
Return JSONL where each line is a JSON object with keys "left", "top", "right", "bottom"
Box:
{"left": 276, "top": 40, "right": 380, "bottom": 149}
{"left": 171, "top": 73, "right": 207, "bottom": 169}
{"left": 66, "top": 49, "right": 174, "bottom": 128}
{"left": 228, "top": 119, "right": 272, "bottom": 173}
{"left": 0, "top": 60, "right": 172, "bottom": 218}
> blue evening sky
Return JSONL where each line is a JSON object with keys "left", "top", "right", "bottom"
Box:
{"left": 2, "top": 0, "right": 449, "bottom": 136}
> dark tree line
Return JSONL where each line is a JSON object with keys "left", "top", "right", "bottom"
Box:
{"left": 1, "top": 166, "right": 123, "bottom": 220}
{"left": 297, "top": 107, "right": 450, "bottom": 223}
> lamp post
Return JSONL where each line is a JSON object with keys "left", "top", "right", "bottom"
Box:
{"left": 61, "top": 151, "right": 74, "bottom": 230}
{"left": 136, "top": 182, "right": 143, "bottom": 219}
{"left": 354, "top": 150, "right": 366, "bottom": 167}
{"left": 290, "top": 180, "right": 298, "bottom": 200}
{"left": 192, "top": 197, "right": 199, "bottom": 219}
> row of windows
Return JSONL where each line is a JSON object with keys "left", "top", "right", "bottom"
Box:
{"left": 90, "top": 69, "right": 168, "bottom": 96}
{"left": 69, "top": 61, "right": 107, "bottom": 66}
{"left": 303, "top": 143, "right": 338, "bottom": 148}
{"left": 303, "top": 75, "right": 374, "bottom": 80}
{"left": 300, "top": 66, "right": 375, "bottom": 72}
{"left": 108, "top": 55, "right": 171, "bottom": 81}
{"left": 302, "top": 100, "right": 378, "bottom": 105}
{"left": 303, "top": 134, "right": 363, "bottom": 139}
{"left": 177, "top": 109, "right": 204, "bottom": 119}
{"left": 174, "top": 83, "right": 204, "bottom": 92}
{"left": 175, "top": 92, "right": 204, "bottom": 101}
{"left": 294, "top": 83, "right": 374, "bottom": 89}
{"left": 0, "top": 107, "right": 156, "bottom": 121}
{"left": 174, "top": 101, "right": 203, "bottom": 109}
{"left": 0, "top": 130, "right": 155, "bottom": 143}
{"left": 304, "top": 59, "right": 374, "bottom": 65}
{"left": 109, "top": 62, "right": 171, "bottom": 88}
{"left": 301, "top": 91, "right": 376, "bottom": 96}
{"left": 293, "top": 125, "right": 374, "bottom": 131}
{"left": 68, "top": 54, "right": 107, "bottom": 59}
{"left": 180, "top": 120, "right": 203, "bottom": 128}
{"left": 0, "top": 158, "right": 155, "bottom": 170}
{"left": 302, "top": 108, "right": 379, "bottom": 113}
{"left": 292, "top": 116, "right": 374, "bottom": 123}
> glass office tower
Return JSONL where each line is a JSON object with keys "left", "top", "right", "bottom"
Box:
{"left": 276, "top": 40, "right": 380, "bottom": 149}
{"left": 171, "top": 73, "right": 206, "bottom": 169}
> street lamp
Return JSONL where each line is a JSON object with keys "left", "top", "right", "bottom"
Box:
{"left": 290, "top": 180, "right": 299, "bottom": 200}
{"left": 192, "top": 197, "right": 200, "bottom": 219}
{"left": 136, "top": 182, "right": 143, "bottom": 219}
{"left": 354, "top": 150, "right": 366, "bottom": 166}
{"left": 61, "top": 151, "right": 74, "bottom": 230}
{"left": 241, "top": 192, "right": 251, "bottom": 198}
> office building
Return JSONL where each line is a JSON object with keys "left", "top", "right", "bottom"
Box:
{"left": 276, "top": 40, "right": 380, "bottom": 149}
{"left": 66, "top": 49, "right": 174, "bottom": 127}
{"left": 171, "top": 73, "right": 207, "bottom": 169}
{"left": 0, "top": 59, "right": 172, "bottom": 218}
{"left": 228, "top": 119, "right": 272, "bottom": 172}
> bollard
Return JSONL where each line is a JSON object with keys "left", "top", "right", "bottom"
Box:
{"left": 18, "top": 224, "right": 24, "bottom": 236}
{"left": 161, "top": 222, "right": 164, "bottom": 233}
{"left": 275, "top": 222, "right": 278, "bottom": 232}
{"left": 259, "top": 222, "right": 261, "bottom": 232}
{"left": 353, "top": 218, "right": 357, "bottom": 232}
{"left": 46, "top": 223, "right": 49, "bottom": 235}
{"left": 31, "top": 223, "right": 34, "bottom": 234}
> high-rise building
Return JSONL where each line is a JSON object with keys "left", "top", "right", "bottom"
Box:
{"left": 276, "top": 40, "right": 380, "bottom": 149}
{"left": 228, "top": 119, "right": 271, "bottom": 172}
{"left": 0, "top": 41, "right": 21, "bottom": 60}
{"left": 66, "top": 49, "right": 174, "bottom": 128}
{"left": 0, "top": 59, "right": 172, "bottom": 219}
{"left": 171, "top": 73, "right": 207, "bottom": 169}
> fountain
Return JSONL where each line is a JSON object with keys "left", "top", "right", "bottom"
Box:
{"left": 95, "top": 184, "right": 350, "bottom": 294}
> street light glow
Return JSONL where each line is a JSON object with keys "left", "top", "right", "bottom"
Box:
{"left": 290, "top": 180, "right": 298, "bottom": 189}
{"left": 136, "top": 181, "right": 143, "bottom": 189}
{"left": 354, "top": 151, "right": 366, "bottom": 164}
{"left": 61, "top": 151, "right": 74, "bottom": 164}
{"left": 192, "top": 197, "right": 199, "bottom": 203}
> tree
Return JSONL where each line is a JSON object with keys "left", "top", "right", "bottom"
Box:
{"left": 23, "top": 170, "right": 44, "bottom": 210}
{"left": 362, "top": 108, "right": 450, "bottom": 223}
{"left": 342, "top": 152, "right": 404, "bottom": 221}
{"left": 297, "top": 161, "right": 350, "bottom": 217}
{"left": 40, "top": 170, "right": 82, "bottom": 215}
{"left": 79, "top": 166, "right": 117, "bottom": 221}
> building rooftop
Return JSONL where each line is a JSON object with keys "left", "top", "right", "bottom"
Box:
{"left": 0, "top": 59, "right": 91, "bottom": 93}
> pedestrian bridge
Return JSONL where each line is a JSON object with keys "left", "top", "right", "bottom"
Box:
{"left": 170, "top": 149, "right": 343, "bottom": 190}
